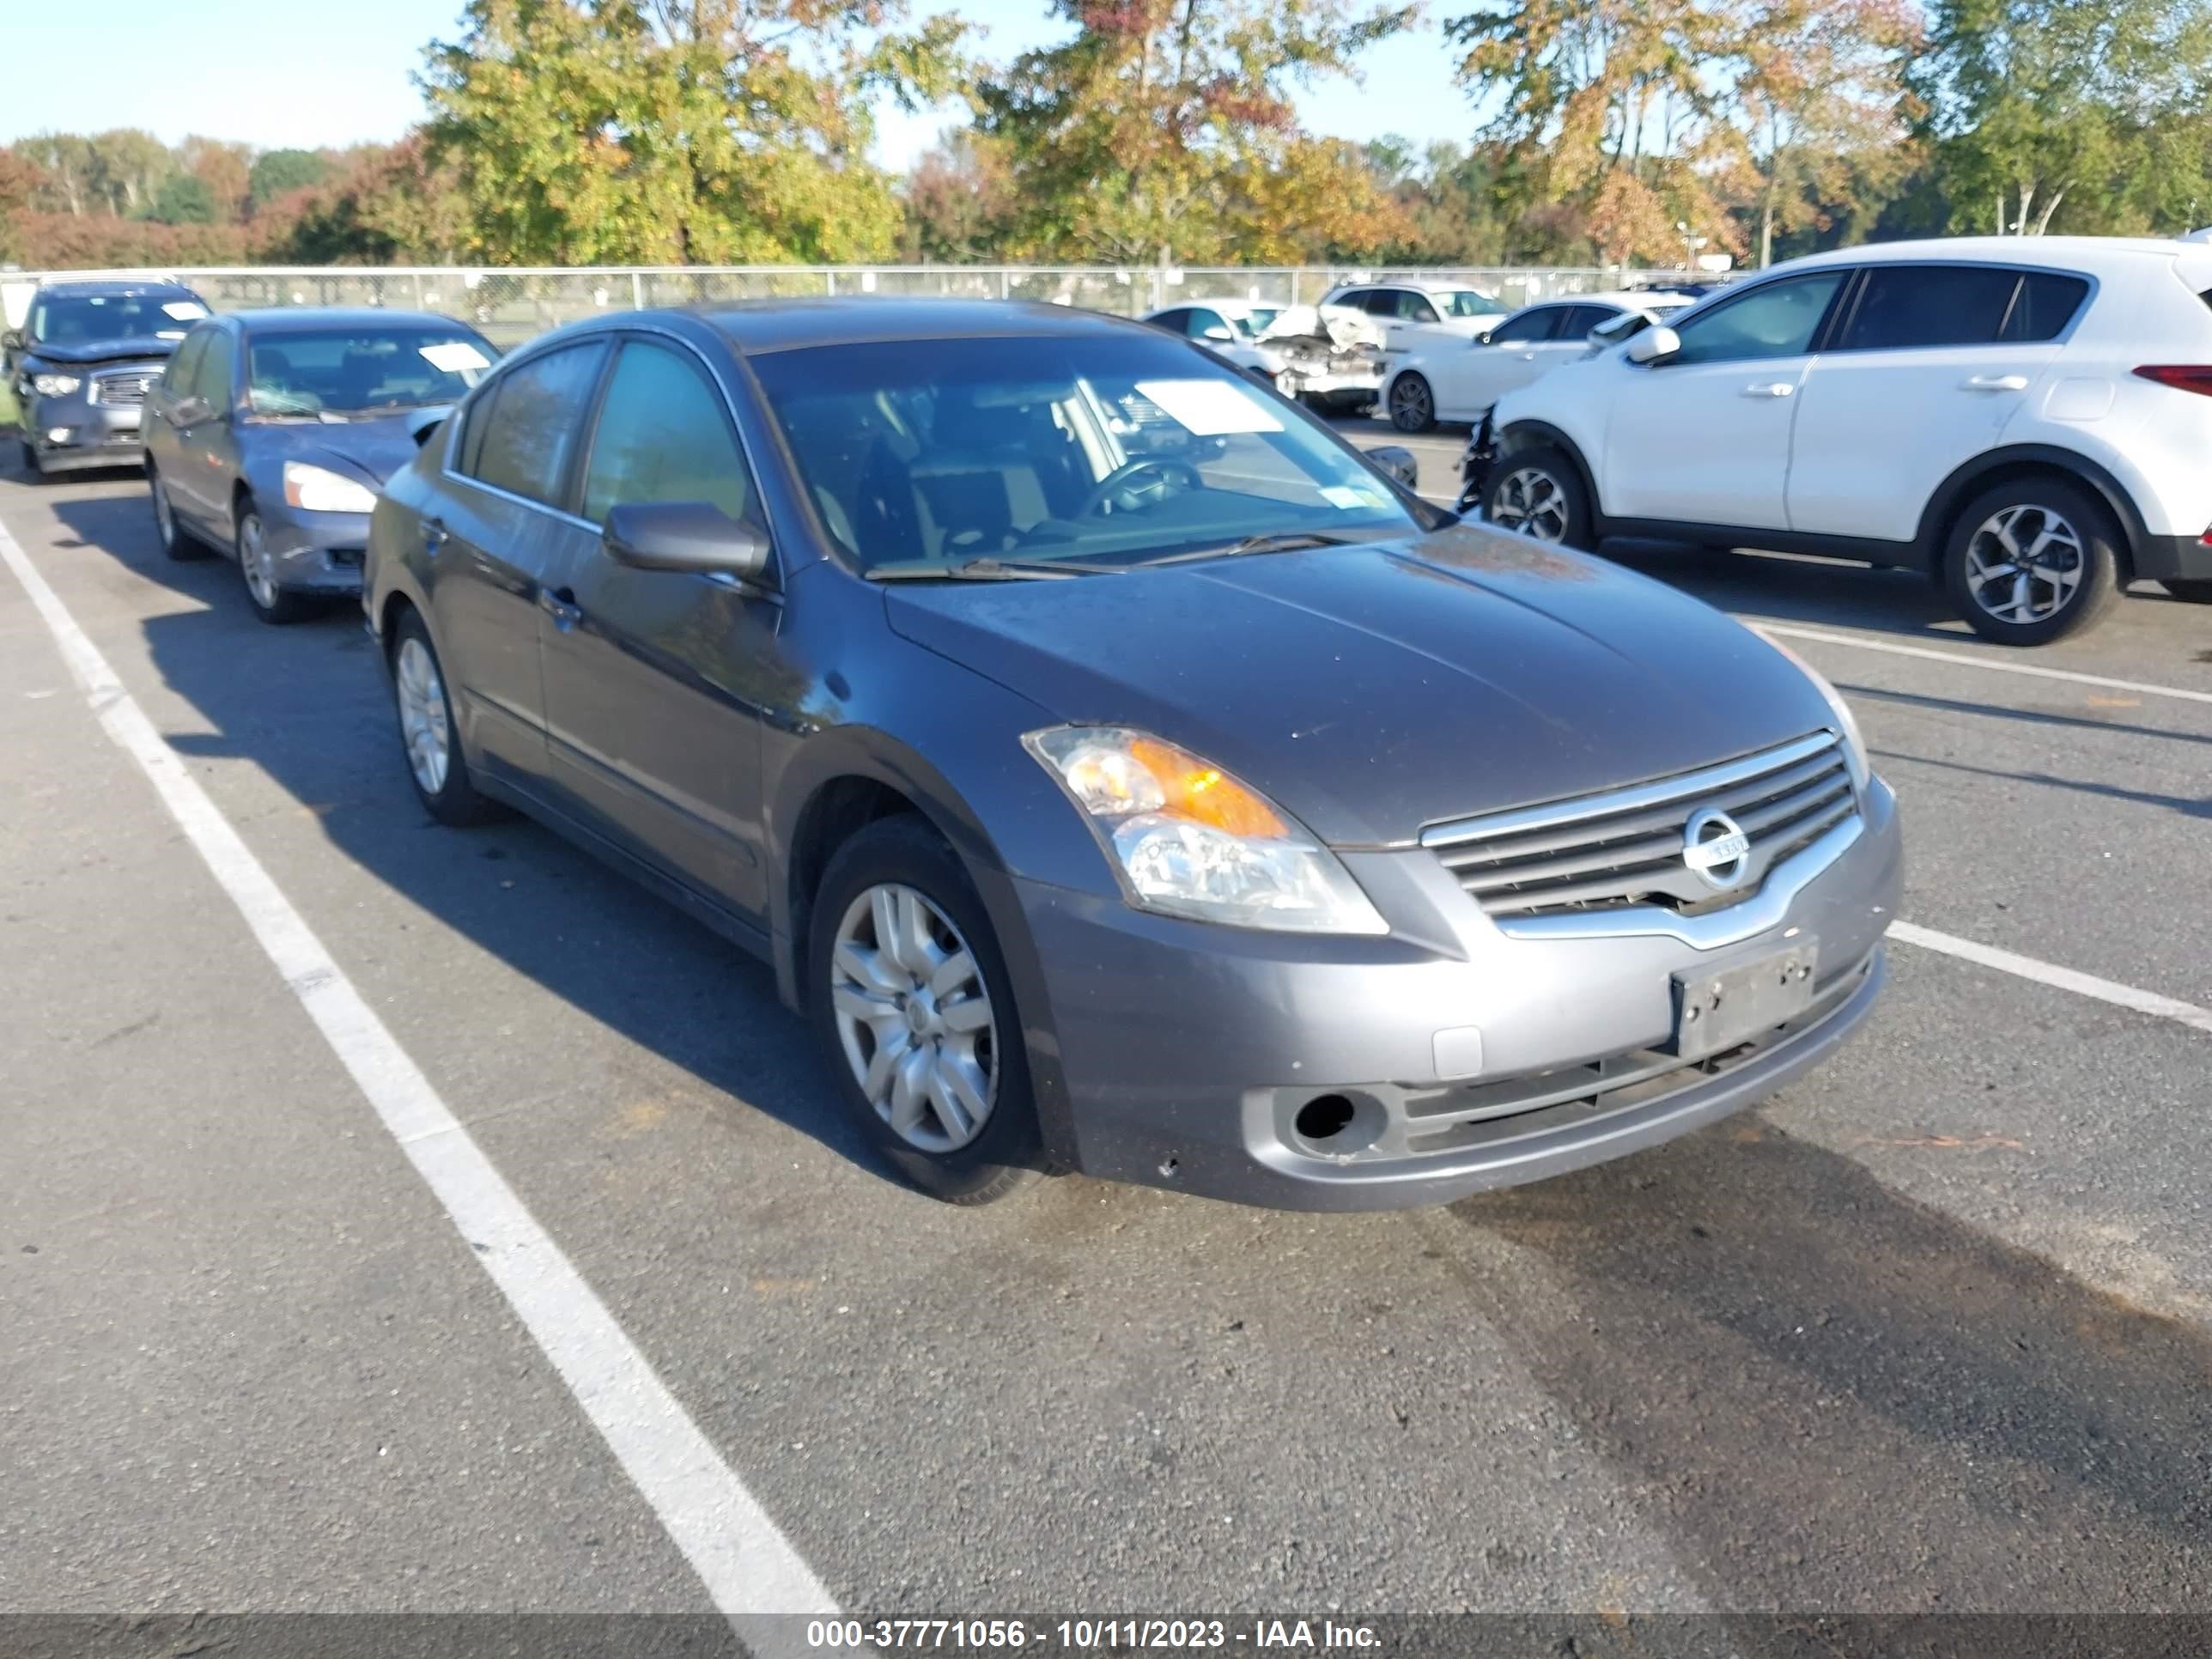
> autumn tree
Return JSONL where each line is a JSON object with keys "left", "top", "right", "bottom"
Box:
{"left": 899, "top": 131, "right": 1015, "bottom": 262}
{"left": 419, "top": 0, "right": 970, "bottom": 264}
{"left": 975, "top": 0, "right": 1417, "bottom": 265}
{"left": 268, "top": 137, "right": 474, "bottom": 264}
{"left": 1732, "top": 0, "right": 1919, "bottom": 264}
{"left": 249, "top": 148, "right": 331, "bottom": 211}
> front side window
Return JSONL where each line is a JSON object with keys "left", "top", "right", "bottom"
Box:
{"left": 1488, "top": 308, "right": 1559, "bottom": 345}
{"left": 1668, "top": 273, "right": 1847, "bottom": 366}
{"left": 1439, "top": 290, "right": 1504, "bottom": 319}
{"left": 246, "top": 326, "right": 495, "bottom": 417}
{"left": 191, "top": 331, "right": 236, "bottom": 410}
{"left": 750, "top": 333, "right": 1425, "bottom": 573}
{"left": 580, "top": 341, "right": 754, "bottom": 526}
{"left": 162, "top": 329, "right": 210, "bottom": 392}
{"left": 462, "top": 342, "right": 608, "bottom": 508}
{"left": 1392, "top": 291, "right": 1441, "bottom": 323}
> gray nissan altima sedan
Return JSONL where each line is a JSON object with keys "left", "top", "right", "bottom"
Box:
{"left": 363, "top": 299, "right": 1902, "bottom": 1211}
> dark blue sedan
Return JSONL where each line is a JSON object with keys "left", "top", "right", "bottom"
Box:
{"left": 143, "top": 308, "right": 498, "bottom": 623}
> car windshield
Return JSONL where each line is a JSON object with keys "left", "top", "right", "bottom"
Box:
{"left": 1242, "top": 306, "right": 1282, "bottom": 333}
{"left": 31, "top": 293, "right": 206, "bottom": 343}
{"left": 750, "top": 333, "right": 1424, "bottom": 574}
{"left": 1438, "top": 290, "right": 1506, "bottom": 319}
{"left": 246, "top": 327, "right": 496, "bottom": 416}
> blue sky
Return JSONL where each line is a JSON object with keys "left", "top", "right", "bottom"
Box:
{"left": 0, "top": 0, "right": 1478, "bottom": 172}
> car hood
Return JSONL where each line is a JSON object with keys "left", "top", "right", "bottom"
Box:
{"left": 23, "top": 336, "right": 182, "bottom": 368}
{"left": 243, "top": 412, "right": 441, "bottom": 489}
{"left": 883, "top": 523, "right": 1838, "bottom": 848}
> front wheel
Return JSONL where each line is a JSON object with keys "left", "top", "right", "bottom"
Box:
{"left": 1387, "top": 372, "right": 1436, "bottom": 433}
{"left": 2162, "top": 579, "right": 2212, "bottom": 605}
{"left": 236, "top": 501, "right": 314, "bottom": 624}
{"left": 1942, "top": 477, "right": 2121, "bottom": 646}
{"left": 1484, "top": 446, "right": 1594, "bottom": 550}
{"left": 808, "top": 816, "right": 1044, "bottom": 1206}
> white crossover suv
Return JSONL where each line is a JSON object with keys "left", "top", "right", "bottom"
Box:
{"left": 1479, "top": 237, "right": 2212, "bottom": 644}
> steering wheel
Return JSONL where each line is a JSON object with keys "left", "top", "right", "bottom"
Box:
{"left": 1078, "top": 457, "right": 1203, "bottom": 518}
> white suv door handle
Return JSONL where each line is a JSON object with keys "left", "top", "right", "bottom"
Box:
{"left": 1742, "top": 381, "right": 1796, "bottom": 398}
{"left": 1964, "top": 374, "right": 2030, "bottom": 392}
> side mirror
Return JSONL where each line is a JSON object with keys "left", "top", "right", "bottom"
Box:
{"left": 1368, "top": 445, "right": 1421, "bottom": 490}
{"left": 170, "top": 395, "right": 216, "bottom": 426}
{"left": 1201, "top": 325, "right": 1235, "bottom": 343}
{"left": 1, "top": 328, "right": 23, "bottom": 353}
{"left": 1626, "top": 325, "right": 1681, "bottom": 365}
{"left": 604, "top": 501, "right": 773, "bottom": 584}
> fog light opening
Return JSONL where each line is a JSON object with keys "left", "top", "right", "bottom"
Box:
{"left": 1294, "top": 1094, "right": 1358, "bottom": 1145}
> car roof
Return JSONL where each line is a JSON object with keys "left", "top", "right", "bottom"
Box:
{"left": 1778, "top": 235, "right": 2191, "bottom": 274}
{"left": 686, "top": 297, "right": 1146, "bottom": 355}
{"left": 219, "top": 307, "right": 481, "bottom": 334}
{"left": 1331, "top": 279, "right": 1494, "bottom": 295}
{"left": 36, "top": 280, "right": 201, "bottom": 300}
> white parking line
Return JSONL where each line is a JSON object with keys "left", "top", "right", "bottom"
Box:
{"left": 1891, "top": 921, "right": 2212, "bottom": 1036}
{"left": 1753, "top": 623, "right": 2212, "bottom": 708}
{"left": 0, "top": 522, "right": 837, "bottom": 1642}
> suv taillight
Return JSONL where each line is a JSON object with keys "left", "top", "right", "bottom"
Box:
{"left": 2133, "top": 365, "right": 2212, "bottom": 397}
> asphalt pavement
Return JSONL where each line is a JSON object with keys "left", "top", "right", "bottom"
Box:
{"left": 3, "top": 435, "right": 2209, "bottom": 1630}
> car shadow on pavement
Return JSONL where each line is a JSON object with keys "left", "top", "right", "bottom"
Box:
{"left": 46, "top": 492, "right": 892, "bottom": 1190}
{"left": 1593, "top": 539, "right": 1967, "bottom": 640}
{"left": 1442, "top": 1116, "right": 2212, "bottom": 1614}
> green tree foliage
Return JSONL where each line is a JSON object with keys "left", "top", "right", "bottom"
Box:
{"left": 248, "top": 148, "right": 331, "bottom": 211}
{"left": 1909, "top": 0, "right": 2212, "bottom": 235}
{"left": 975, "top": 0, "right": 1418, "bottom": 264}
{"left": 418, "top": 0, "right": 970, "bottom": 264}
{"left": 268, "top": 138, "right": 474, "bottom": 264}
{"left": 147, "top": 173, "right": 218, "bottom": 226}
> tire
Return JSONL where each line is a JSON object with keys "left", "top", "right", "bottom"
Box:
{"left": 1941, "top": 476, "right": 2122, "bottom": 646}
{"left": 807, "top": 815, "right": 1044, "bottom": 1206}
{"left": 149, "top": 467, "right": 205, "bottom": 561}
{"left": 1387, "top": 372, "right": 1435, "bottom": 433}
{"left": 1483, "top": 444, "right": 1594, "bottom": 550}
{"left": 234, "top": 500, "right": 314, "bottom": 624}
{"left": 389, "top": 609, "right": 505, "bottom": 827}
{"left": 2162, "top": 579, "right": 2212, "bottom": 605}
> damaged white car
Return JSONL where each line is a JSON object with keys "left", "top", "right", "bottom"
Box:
{"left": 1139, "top": 300, "right": 1385, "bottom": 413}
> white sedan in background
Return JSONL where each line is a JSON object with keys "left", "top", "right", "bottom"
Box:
{"left": 1382, "top": 292, "right": 1696, "bottom": 431}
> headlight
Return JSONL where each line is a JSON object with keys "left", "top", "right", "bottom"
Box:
{"left": 31, "top": 373, "right": 82, "bottom": 398}
{"left": 1024, "top": 726, "right": 1388, "bottom": 934}
{"left": 1763, "top": 635, "right": 1869, "bottom": 788}
{"left": 283, "top": 462, "right": 379, "bottom": 514}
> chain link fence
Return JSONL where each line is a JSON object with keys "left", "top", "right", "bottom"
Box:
{"left": 4, "top": 264, "right": 1705, "bottom": 347}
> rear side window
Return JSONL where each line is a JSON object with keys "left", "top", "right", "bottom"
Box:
{"left": 463, "top": 342, "right": 608, "bottom": 508}
{"left": 1146, "top": 309, "right": 1189, "bottom": 335}
{"left": 2001, "top": 272, "right": 2091, "bottom": 342}
{"left": 1836, "top": 265, "right": 2089, "bottom": 350}
{"left": 579, "top": 341, "right": 754, "bottom": 526}
{"left": 1559, "top": 305, "right": 1619, "bottom": 337}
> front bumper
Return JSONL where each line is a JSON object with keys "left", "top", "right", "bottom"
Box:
{"left": 1018, "top": 776, "right": 1901, "bottom": 1212}
{"left": 20, "top": 391, "right": 145, "bottom": 472}
{"left": 259, "top": 504, "right": 372, "bottom": 594}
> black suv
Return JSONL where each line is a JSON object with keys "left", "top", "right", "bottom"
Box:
{"left": 5, "top": 280, "right": 210, "bottom": 478}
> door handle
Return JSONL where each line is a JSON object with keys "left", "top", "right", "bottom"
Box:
{"left": 539, "top": 585, "right": 582, "bottom": 629}
{"left": 1742, "top": 381, "right": 1797, "bottom": 398}
{"left": 1963, "top": 374, "right": 2029, "bottom": 392}
{"left": 421, "top": 516, "right": 448, "bottom": 552}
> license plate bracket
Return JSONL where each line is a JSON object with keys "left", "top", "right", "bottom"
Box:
{"left": 1672, "top": 939, "right": 1820, "bottom": 1060}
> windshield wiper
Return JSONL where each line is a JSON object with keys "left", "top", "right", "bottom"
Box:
{"left": 865, "top": 556, "right": 1121, "bottom": 582}
{"left": 1139, "top": 529, "right": 1366, "bottom": 567}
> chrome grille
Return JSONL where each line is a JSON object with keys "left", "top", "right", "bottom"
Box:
{"left": 1422, "top": 732, "right": 1857, "bottom": 920}
{"left": 89, "top": 372, "right": 157, "bottom": 407}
